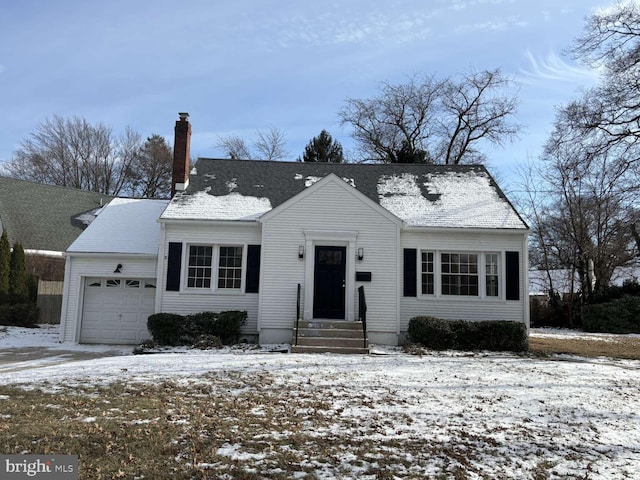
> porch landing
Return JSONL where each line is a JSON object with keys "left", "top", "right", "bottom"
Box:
{"left": 292, "top": 320, "right": 369, "bottom": 354}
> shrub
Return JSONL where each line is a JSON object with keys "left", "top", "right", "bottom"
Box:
{"left": 583, "top": 296, "right": 640, "bottom": 334}
{"left": 147, "top": 313, "right": 185, "bottom": 346}
{"left": 408, "top": 316, "right": 528, "bottom": 352}
{"left": 212, "top": 310, "right": 247, "bottom": 344}
{"left": 192, "top": 334, "right": 223, "bottom": 350}
{"left": 147, "top": 310, "right": 247, "bottom": 346}
{"left": 0, "top": 303, "right": 39, "bottom": 327}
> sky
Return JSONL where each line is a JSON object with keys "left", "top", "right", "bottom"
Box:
{"left": 0, "top": 0, "right": 609, "bottom": 190}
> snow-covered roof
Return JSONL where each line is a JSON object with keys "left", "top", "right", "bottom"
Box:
{"left": 378, "top": 171, "right": 523, "bottom": 228}
{"left": 160, "top": 159, "right": 527, "bottom": 230}
{"left": 67, "top": 198, "right": 170, "bottom": 255}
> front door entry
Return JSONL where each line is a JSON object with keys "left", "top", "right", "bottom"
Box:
{"left": 313, "top": 246, "right": 346, "bottom": 319}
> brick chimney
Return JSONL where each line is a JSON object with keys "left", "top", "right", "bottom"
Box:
{"left": 172, "top": 112, "right": 191, "bottom": 196}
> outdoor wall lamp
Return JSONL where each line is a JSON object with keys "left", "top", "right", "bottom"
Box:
{"left": 298, "top": 245, "right": 305, "bottom": 259}
{"left": 114, "top": 264, "right": 123, "bottom": 273}
{"left": 357, "top": 248, "right": 364, "bottom": 261}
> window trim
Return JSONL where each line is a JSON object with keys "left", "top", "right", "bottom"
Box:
{"left": 417, "top": 250, "right": 503, "bottom": 300}
{"left": 183, "top": 243, "right": 247, "bottom": 294}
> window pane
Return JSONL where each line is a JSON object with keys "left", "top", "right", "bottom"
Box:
{"left": 188, "top": 246, "right": 212, "bottom": 288}
{"left": 218, "top": 246, "right": 242, "bottom": 289}
{"left": 421, "top": 251, "right": 434, "bottom": 295}
{"left": 441, "top": 252, "right": 478, "bottom": 296}
{"left": 106, "top": 279, "right": 120, "bottom": 287}
{"left": 486, "top": 254, "right": 499, "bottom": 297}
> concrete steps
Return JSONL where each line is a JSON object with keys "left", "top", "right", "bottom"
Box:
{"left": 292, "top": 320, "right": 369, "bottom": 354}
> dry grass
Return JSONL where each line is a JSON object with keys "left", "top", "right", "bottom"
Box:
{"left": 529, "top": 335, "right": 640, "bottom": 360}
{"left": 0, "top": 372, "right": 500, "bottom": 479}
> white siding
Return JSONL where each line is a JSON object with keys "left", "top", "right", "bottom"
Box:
{"left": 60, "top": 255, "right": 157, "bottom": 343}
{"left": 158, "top": 222, "right": 261, "bottom": 334}
{"left": 400, "top": 230, "right": 528, "bottom": 332}
{"left": 259, "top": 178, "right": 400, "bottom": 338}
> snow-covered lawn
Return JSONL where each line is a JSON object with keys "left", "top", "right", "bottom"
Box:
{"left": 1, "top": 325, "right": 639, "bottom": 479}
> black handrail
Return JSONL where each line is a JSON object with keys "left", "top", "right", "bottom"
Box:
{"left": 295, "top": 283, "right": 301, "bottom": 346}
{"left": 358, "top": 285, "right": 368, "bottom": 349}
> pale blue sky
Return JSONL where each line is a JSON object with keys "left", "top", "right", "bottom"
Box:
{"left": 0, "top": 0, "right": 606, "bottom": 188}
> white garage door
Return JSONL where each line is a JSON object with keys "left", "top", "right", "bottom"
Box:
{"left": 80, "top": 277, "right": 156, "bottom": 344}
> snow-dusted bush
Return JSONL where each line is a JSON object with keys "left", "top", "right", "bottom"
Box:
{"left": 408, "top": 317, "right": 528, "bottom": 352}
{"left": 147, "top": 311, "right": 247, "bottom": 346}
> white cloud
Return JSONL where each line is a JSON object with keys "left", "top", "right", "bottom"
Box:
{"left": 454, "top": 16, "right": 528, "bottom": 33}
{"left": 518, "top": 50, "right": 600, "bottom": 85}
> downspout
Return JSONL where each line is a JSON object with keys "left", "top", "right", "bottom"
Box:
{"left": 58, "top": 254, "right": 72, "bottom": 343}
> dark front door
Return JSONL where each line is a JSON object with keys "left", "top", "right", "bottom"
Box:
{"left": 313, "top": 246, "right": 346, "bottom": 319}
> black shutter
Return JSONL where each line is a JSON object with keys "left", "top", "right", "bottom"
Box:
{"left": 403, "top": 248, "right": 417, "bottom": 297}
{"left": 166, "top": 242, "right": 182, "bottom": 291}
{"left": 505, "top": 251, "right": 520, "bottom": 300}
{"left": 246, "top": 245, "right": 261, "bottom": 293}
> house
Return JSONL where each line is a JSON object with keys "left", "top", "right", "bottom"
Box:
{"left": 0, "top": 176, "right": 113, "bottom": 281}
{"left": 59, "top": 113, "right": 529, "bottom": 347}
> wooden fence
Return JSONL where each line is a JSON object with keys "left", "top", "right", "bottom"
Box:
{"left": 37, "top": 280, "right": 64, "bottom": 324}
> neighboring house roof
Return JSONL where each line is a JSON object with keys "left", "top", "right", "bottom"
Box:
{"left": 529, "top": 266, "right": 640, "bottom": 296}
{"left": 67, "top": 197, "right": 170, "bottom": 255}
{"left": 0, "top": 176, "right": 114, "bottom": 252}
{"left": 161, "top": 159, "right": 527, "bottom": 229}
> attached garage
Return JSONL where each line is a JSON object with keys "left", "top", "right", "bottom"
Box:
{"left": 80, "top": 277, "right": 156, "bottom": 344}
{"left": 59, "top": 198, "right": 170, "bottom": 344}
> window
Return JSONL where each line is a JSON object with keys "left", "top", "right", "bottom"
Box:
{"left": 421, "top": 251, "right": 434, "bottom": 295}
{"left": 186, "top": 244, "right": 243, "bottom": 290}
{"left": 486, "top": 254, "right": 499, "bottom": 297}
{"left": 441, "top": 253, "right": 478, "bottom": 296}
{"left": 218, "top": 246, "right": 242, "bottom": 289}
{"left": 188, "top": 245, "right": 213, "bottom": 288}
{"left": 417, "top": 251, "right": 502, "bottom": 298}
{"left": 125, "top": 279, "right": 140, "bottom": 288}
{"left": 106, "top": 279, "right": 121, "bottom": 288}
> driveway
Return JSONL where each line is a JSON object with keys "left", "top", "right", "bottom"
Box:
{"left": 0, "top": 346, "right": 129, "bottom": 374}
{"left": 0, "top": 324, "right": 132, "bottom": 374}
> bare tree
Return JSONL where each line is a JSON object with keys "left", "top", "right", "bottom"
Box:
{"left": 339, "top": 69, "right": 519, "bottom": 164}
{"left": 216, "top": 135, "right": 252, "bottom": 160}
{"left": 339, "top": 75, "right": 441, "bottom": 163}
{"left": 216, "top": 127, "right": 289, "bottom": 161}
{"left": 5, "top": 115, "right": 141, "bottom": 195}
{"left": 527, "top": 115, "right": 639, "bottom": 299}
{"left": 565, "top": 1, "right": 640, "bottom": 159}
{"left": 254, "top": 127, "right": 289, "bottom": 161}
{"left": 437, "top": 69, "right": 520, "bottom": 165}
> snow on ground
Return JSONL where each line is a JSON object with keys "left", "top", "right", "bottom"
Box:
{"left": 1, "top": 325, "right": 640, "bottom": 478}
{"left": 530, "top": 327, "right": 640, "bottom": 343}
{"left": 0, "top": 324, "right": 131, "bottom": 353}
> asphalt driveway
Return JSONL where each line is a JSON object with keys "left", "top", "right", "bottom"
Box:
{"left": 0, "top": 346, "right": 129, "bottom": 374}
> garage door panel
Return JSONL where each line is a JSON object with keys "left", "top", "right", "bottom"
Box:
{"left": 80, "top": 278, "right": 155, "bottom": 344}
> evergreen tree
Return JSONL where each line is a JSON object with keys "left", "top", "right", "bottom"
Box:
{"left": 8, "top": 242, "right": 27, "bottom": 303}
{"left": 0, "top": 231, "right": 10, "bottom": 303}
{"left": 299, "top": 130, "right": 344, "bottom": 163}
